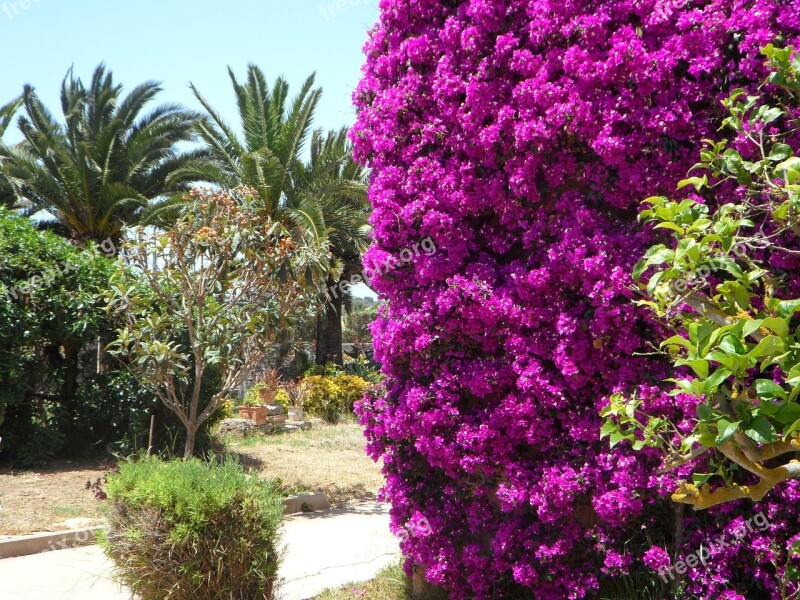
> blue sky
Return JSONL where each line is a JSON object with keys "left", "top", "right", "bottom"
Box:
{"left": 0, "top": 0, "right": 380, "bottom": 143}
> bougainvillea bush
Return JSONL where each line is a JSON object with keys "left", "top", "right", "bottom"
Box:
{"left": 352, "top": 1, "right": 800, "bottom": 598}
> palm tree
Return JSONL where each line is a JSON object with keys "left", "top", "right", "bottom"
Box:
{"left": 184, "top": 65, "right": 371, "bottom": 365}
{"left": 0, "top": 96, "right": 22, "bottom": 209}
{"left": 306, "top": 129, "right": 371, "bottom": 366}
{"left": 0, "top": 65, "right": 209, "bottom": 244}
{"left": 0, "top": 97, "right": 20, "bottom": 139}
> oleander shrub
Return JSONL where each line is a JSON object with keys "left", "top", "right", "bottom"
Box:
{"left": 101, "top": 457, "right": 284, "bottom": 600}
{"left": 304, "top": 374, "right": 370, "bottom": 423}
{"left": 352, "top": 1, "right": 800, "bottom": 598}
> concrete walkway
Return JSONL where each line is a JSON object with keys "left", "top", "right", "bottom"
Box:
{"left": 0, "top": 502, "right": 400, "bottom": 600}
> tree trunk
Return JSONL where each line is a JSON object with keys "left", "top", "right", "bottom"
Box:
{"left": 316, "top": 276, "right": 344, "bottom": 367}
{"left": 61, "top": 342, "right": 79, "bottom": 418}
{"left": 315, "top": 313, "right": 325, "bottom": 366}
{"left": 183, "top": 425, "right": 197, "bottom": 459}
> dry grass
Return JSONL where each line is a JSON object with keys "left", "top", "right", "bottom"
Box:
{"left": 313, "top": 563, "right": 450, "bottom": 600}
{"left": 0, "top": 460, "right": 107, "bottom": 535}
{"left": 314, "top": 563, "right": 412, "bottom": 600}
{"left": 223, "top": 420, "right": 384, "bottom": 506}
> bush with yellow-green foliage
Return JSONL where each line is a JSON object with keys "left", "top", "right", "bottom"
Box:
{"left": 304, "top": 374, "right": 369, "bottom": 423}
{"left": 217, "top": 398, "right": 235, "bottom": 420}
{"left": 274, "top": 389, "right": 289, "bottom": 412}
{"left": 101, "top": 457, "right": 284, "bottom": 600}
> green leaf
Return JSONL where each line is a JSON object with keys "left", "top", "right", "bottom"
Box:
{"left": 774, "top": 402, "right": 800, "bottom": 427}
{"left": 661, "top": 335, "right": 693, "bottom": 351}
{"left": 784, "top": 418, "right": 800, "bottom": 438}
{"left": 742, "top": 319, "right": 765, "bottom": 338}
{"left": 719, "top": 334, "right": 746, "bottom": 356}
{"left": 768, "top": 143, "right": 792, "bottom": 161}
{"left": 716, "top": 419, "right": 741, "bottom": 445}
{"left": 697, "top": 403, "right": 713, "bottom": 421}
{"left": 754, "top": 379, "right": 788, "bottom": 400}
{"left": 760, "top": 316, "right": 789, "bottom": 338}
{"left": 693, "top": 473, "right": 716, "bottom": 486}
{"left": 776, "top": 157, "right": 800, "bottom": 183}
{"left": 653, "top": 222, "right": 685, "bottom": 233}
{"left": 745, "top": 417, "right": 779, "bottom": 444}
{"left": 788, "top": 364, "right": 800, "bottom": 387}
{"left": 697, "top": 431, "right": 718, "bottom": 447}
{"left": 709, "top": 257, "right": 744, "bottom": 279}
{"left": 632, "top": 259, "right": 648, "bottom": 282}
{"left": 748, "top": 335, "right": 786, "bottom": 360}
{"left": 676, "top": 358, "right": 709, "bottom": 379}
{"left": 704, "top": 368, "right": 732, "bottom": 393}
{"left": 677, "top": 176, "right": 709, "bottom": 191}
{"left": 777, "top": 299, "right": 800, "bottom": 319}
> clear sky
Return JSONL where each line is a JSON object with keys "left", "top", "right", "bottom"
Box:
{"left": 0, "top": 0, "right": 380, "bottom": 142}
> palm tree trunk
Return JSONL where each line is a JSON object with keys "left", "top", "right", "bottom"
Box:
{"left": 316, "top": 277, "right": 344, "bottom": 366}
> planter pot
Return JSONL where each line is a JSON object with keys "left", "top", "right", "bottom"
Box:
{"left": 259, "top": 388, "right": 277, "bottom": 404}
{"left": 238, "top": 406, "right": 268, "bottom": 426}
{"left": 287, "top": 406, "right": 303, "bottom": 422}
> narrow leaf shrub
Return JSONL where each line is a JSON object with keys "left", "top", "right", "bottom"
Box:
{"left": 101, "top": 457, "right": 284, "bottom": 600}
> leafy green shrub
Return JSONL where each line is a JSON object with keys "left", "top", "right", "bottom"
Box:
{"left": 101, "top": 457, "right": 284, "bottom": 600}
{"left": 304, "top": 374, "right": 369, "bottom": 423}
{"left": 0, "top": 207, "right": 119, "bottom": 465}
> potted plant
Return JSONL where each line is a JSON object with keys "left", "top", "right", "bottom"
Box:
{"left": 284, "top": 380, "right": 307, "bottom": 422}
{"left": 238, "top": 393, "right": 268, "bottom": 426}
{"left": 258, "top": 369, "right": 280, "bottom": 404}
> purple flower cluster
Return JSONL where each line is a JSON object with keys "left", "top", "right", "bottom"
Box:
{"left": 352, "top": 1, "right": 800, "bottom": 597}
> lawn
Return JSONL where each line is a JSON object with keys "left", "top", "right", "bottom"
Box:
{"left": 0, "top": 421, "right": 384, "bottom": 536}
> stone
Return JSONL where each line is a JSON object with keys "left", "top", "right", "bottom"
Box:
{"left": 216, "top": 418, "right": 256, "bottom": 436}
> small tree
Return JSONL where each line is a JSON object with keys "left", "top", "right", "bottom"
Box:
{"left": 603, "top": 46, "right": 800, "bottom": 511}
{"left": 107, "top": 187, "right": 325, "bottom": 457}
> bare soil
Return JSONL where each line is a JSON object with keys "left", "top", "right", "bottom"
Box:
{"left": 0, "top": 459, "right": 109, "bottom": 535}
